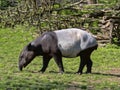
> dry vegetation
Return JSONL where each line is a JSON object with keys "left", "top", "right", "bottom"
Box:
{"left": 0, "top": 0, "right": 120, "bottom": 44}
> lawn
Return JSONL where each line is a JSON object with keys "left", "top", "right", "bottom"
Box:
{"left": 0, "top": 26, "right": 120, "bottom": 90}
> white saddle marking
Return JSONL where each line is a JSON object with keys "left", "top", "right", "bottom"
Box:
{"left": 54, "top": 28, "right": 97, "bottom": 58}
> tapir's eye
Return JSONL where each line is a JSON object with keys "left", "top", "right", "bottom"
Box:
{"left": 19, "top": 55, "right": 23, "bottom": 59}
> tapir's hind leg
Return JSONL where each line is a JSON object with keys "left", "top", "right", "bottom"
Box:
{"left": 86, "top": 45, "right": 98, "bottom": 73}
{"left": 86, "top": 57, "right": 93, "bottom": 74}
{"left": 77, "top": 45, "right": 98, "bottom": 75}
{"left": 76, "top": 55, "right": 88, "bottom": 74}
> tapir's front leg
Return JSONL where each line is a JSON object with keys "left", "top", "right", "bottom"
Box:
{"left": 53, "top": 54, "right": 64, "bottom": 74}
{"left": 39, "top": 55, "right": 52, "bottom": 73}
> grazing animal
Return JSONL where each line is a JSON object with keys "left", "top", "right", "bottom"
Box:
{"left": 19, "top": 28, "right": 98, "bottom": 74}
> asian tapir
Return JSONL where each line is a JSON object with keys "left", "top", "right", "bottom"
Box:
{"left": 19, "top": 28, "right": 98, "bottom": 74}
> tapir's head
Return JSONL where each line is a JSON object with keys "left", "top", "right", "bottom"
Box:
{"left": 18, "top": 43, "right": 40, "bottom": 71}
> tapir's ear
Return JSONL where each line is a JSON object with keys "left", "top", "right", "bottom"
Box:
{"left": 28, "top": 43, "right": 36, "bottom": 51}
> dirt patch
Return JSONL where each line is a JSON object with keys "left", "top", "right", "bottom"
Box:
{"left": 107, "top": 68, "right": 120, "bottom": 75}
{"left": 105, "top": 68, "right": 120, "bottom": 83}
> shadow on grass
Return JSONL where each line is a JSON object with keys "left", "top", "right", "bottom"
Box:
{"left": 27, "top": 70, "right": 74, "bottom": 74}
{"left": 47, "top": 71, "right": 120, "bottom": 77}
{"left": 26, "top": 70, "right": 120, "bottom": 77}
{"left": 49, "top": 71, "right": 75, "bottom": 74}
{"left": 49, "top": 71, "right": 120, "bottom": 77}
{"left": 92, "top": 72, "right": 120, "bottom": 77}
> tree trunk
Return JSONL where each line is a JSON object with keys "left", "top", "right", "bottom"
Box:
{"left": 87, "top": 0, "right": 97, "bottom": 4}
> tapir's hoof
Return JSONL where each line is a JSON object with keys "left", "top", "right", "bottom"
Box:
{"left": 75, "top": 72, "right": 82, "bottom": 75}
{"left": 18, "top": 66, "right": 23, "bottom": 71}
{"left": 38, "top": 70, "right": 45, "bottom": 74}
{"left": 59, "top": 71, "right": 64, "bottom": 74}
{"left": 86, "top": 71, "right": 92, "bottom": 74}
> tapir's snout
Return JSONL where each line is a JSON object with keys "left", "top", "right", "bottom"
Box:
{"left": 18, "top": 58, "right": 32, "bottom": 71}
{"left": 18, "top": 58, "right": 25, "bottom": 71}
{"left": 18, "top": 64, "right": 23, "bottom": 71}
{"left": 18, "top": 57, "right": 23, "bottom": 71}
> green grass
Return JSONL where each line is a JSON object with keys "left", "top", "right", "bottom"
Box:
{"left": 0, "top": 26, "right": 120, "bottom": 90}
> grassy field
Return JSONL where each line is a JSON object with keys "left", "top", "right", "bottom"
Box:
{"left": 0, "top": 26, "right": 120, "bottom": 90}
